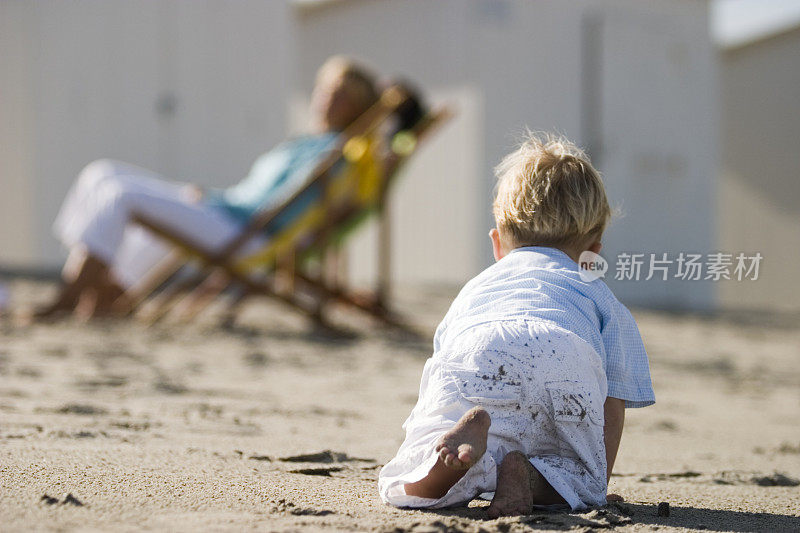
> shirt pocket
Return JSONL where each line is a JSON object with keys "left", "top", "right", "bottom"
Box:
{"left": 545, "top": 380, "right": 604, "bottom": 426}
{"left": 449, "top": 367, "right": 523, "bottom": 407}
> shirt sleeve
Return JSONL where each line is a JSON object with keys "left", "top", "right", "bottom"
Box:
{"left": 600, "top": 299, "right": 655, "bottom": 408}
{"left": 223, "top": 145, "right": 295, "bottom": 214}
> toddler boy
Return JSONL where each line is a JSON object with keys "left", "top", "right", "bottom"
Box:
{"left": 378, "top": 133, "right": 654, "bottom": 516}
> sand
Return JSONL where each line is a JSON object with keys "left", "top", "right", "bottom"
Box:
{"left": 1, "top": 278, "right": 799, "bottom": 532}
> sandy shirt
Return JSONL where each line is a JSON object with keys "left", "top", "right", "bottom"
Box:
{"left": 436, "top": 246, "right": 655, "bottom": 408}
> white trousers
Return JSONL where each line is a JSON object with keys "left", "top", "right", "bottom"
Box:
{"left": 53, "top": 159, "right": 256, "bottom": 289}
{"left": 378, "top": 320, "right": 609, "bottom": 511}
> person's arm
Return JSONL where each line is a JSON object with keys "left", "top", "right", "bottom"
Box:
{"left": 184, "top": 184, "right": 204, "bottom": 203}
{"left": 604, "top": 396, "right": 625, "bottom": 481}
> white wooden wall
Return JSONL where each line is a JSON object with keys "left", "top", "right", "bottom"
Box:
{"left": 295, "top": 0, "right": 717, "bottom": 310}
{"left": 590, "top": 2, "right": 717, "bottom": 310}
{"left": 1, "top": 0, "right": 721, "bottom": 311}
{"left": 719, "top": 28, "right": 800, "bottom": 311}
{"left": 0, "top": 0, "right": 291, "bottom": 267}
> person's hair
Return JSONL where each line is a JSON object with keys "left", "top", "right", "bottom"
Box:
{"left": 381, "top": 79, "right": 427, "bottom": 134}
{"left": 492, "top": 132, "right": 611, "bottom": 249}
{"left": 316, "top": 55, "right": 379, "bottom": 115}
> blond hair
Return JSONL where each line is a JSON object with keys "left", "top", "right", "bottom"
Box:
{"left": 492, "top": 132, "right": 611, "bottom": 249}
{"left": 316, "top": 55, "right": 379, "bottom": 113}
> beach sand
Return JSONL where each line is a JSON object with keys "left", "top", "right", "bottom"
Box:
{"left": 1, "top": 278, "right": 799, "bottom": 532}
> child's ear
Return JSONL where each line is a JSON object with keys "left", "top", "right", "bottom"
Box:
{"left": 490, "top": 228, "right": 505, "bottom": 262}
{"left": 588, "top": 241, "right": 602, "bottom": 255}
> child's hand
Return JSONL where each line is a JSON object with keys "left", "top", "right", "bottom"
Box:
{"left": 183, "top": 184, "right": 204, "bottom": 204}
{"left": 606, "top": 493, "right": 625, "bottom": 502}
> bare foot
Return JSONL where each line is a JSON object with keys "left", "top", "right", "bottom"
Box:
{"left": 435, "top": 406, "right": 490, "bottom": 470}
{"left": 14, "top": 307, "right": 64, "bottom": 327}
{"left": 23, "top": 279, "right": 84, "bottom": 323}
{"left": 487, "top": 451, "right": 565, "bottom": 518}
{"left": 29, "top": 304, "right": 71, "bottom": 322}
{"left": 21, "top": 296, "right": 76, "bottom": 324}
{"left": 404, "top": 406, "right": 491, "bottom": 499}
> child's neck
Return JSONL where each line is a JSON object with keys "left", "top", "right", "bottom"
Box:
{"left": 511, "top": 244, "right": 581, "bottom": 263}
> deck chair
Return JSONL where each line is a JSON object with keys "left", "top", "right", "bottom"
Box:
{"left": 123, "top": 86, "right": 451, "bottom": 328}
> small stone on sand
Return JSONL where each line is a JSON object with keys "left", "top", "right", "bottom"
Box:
{"left": 657, "top": 501, "right": 670, "bottom": 517}
{"left": 40, "top": 494, "right": 59, "bottom": 505}
{"left": 62, "top": 493, "right": 84, "bottom": 506}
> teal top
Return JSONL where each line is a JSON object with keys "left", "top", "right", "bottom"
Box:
{"left": 206, "top": 133, "right": 338, "bottom": 223}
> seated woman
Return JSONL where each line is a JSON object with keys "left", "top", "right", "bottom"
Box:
{"left": 35, "top": 56, "right": 379, "bottom": 320}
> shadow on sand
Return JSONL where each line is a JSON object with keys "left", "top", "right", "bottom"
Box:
{"left": 403, "top": 501, "right": 800, "bottom": 532}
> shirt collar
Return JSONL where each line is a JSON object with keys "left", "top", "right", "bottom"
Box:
{"left": 507, "top": 246, "right": 579, "bottom": 271}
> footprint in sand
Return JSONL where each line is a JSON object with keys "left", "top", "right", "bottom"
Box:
{"left": 270, "top": 498, "right": 334, "bottom": 516}
{"left": 278, "top": 450, "right": 376, "bottom": 463}
{"left": 246, "top": 450, "right": 377, "bottom": 476}
{"left": 287, "top": 467, "right": 344, "bottom": 476}
{"left": 40, "top": 493, "right": 85, "bottom": 507}
{"left": 55, "top": 404, "right": 108, "bottom": 416}
{"left": 751, "top": 473, "right": 799, "bottom": 487}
